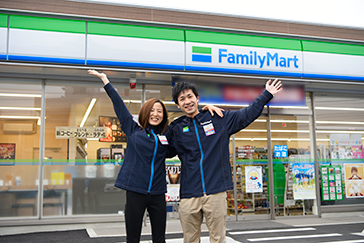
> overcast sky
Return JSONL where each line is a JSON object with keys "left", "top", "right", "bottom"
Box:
{"left": 74, "top": 0, "right": 364, "bottom": 29}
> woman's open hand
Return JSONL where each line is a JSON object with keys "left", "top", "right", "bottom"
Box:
{"left": 88, "top": 69, "right": 109, "bottom": 85}
{"left": 202, "top": 105, "right": 224, "bottom": 117}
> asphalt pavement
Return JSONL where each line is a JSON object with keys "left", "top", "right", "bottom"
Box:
{"left": 1, "top": 213, "right": 364, "bottom": 243}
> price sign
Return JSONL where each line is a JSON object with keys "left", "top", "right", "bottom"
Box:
{"left": 56, "top": 127, "right": 107, "bottom": 139}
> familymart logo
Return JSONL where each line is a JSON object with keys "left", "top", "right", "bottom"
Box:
{"left": 192, "top": 46, "right": 212, "bottom": 63}
{"left": 192, "top": 45, "right": 300, "bottom": 69}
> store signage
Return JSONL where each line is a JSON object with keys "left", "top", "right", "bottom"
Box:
{"left": 245, "top": 166, "right": 263, "bottom": 193}
{"left": 56, "top": 127, "right": 107, "bottom": 139}
{"left": 194, "top": 82, "right": 306, "bottom": 106}
{"left": 321, "top": 165, "right": 343, "bottom": 201}
{"left": 4, "top": 14, "right": 364, "bottom": 81}
{"left": 292, "top": 163, "right": 316, "bottom": 200}
{"left": 186, "top": 43, "right": 303, "bottom": 76}
{"left": 274, "top": 145, "right": 288, "bottom": 158}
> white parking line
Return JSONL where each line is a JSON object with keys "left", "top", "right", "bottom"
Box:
{"left": 229, "top": 227, "right": 315, "bottom": 235}
{"left": 247, "top": 233, "right": 342, "bottom": 241}
{"left": 134, "top": 236, "right": 240, "bottom": 243}
{"left": 318, "top": 240, "right": 364, "bottom": 243}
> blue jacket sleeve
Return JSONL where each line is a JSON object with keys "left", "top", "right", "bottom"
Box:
{"left": 104, "top": 83, "right": 140, "bottom": 136}
{"left": 223, "top": 90, "right": 273, "bottom": 135}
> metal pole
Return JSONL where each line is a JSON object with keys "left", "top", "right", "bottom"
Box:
{"left": 142, "top": 83, "right": 147, "bottom": 226}
{"left": 267, "top": 107, "right": 275, "bottom": 220}
{"left": 141, "top": 83, "right": 146, "bottom": 105}
{"left": 232, "top": 134, "right": 238, "bottom": 221}
{"left": 310, "top": 92, "right": 322, "bottom": 217}
{"left": 37, "top": 79, "right": 46, "bottom": 219}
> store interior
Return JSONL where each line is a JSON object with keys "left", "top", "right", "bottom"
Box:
{"left": 0, "top": 66, "right": 364, "bottom": 218}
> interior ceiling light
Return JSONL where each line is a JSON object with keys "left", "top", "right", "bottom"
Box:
{"left": 0, "top": 107, "right": 41, "bottom": 111}
{"left": 0, "top": 115, "right": 40, "bottom": 119}
{"left": 316, "top": 121, "right": 364, "bottom": 125}
{"left": 123, "top": 100, "right": 142, "bottom": 104}
{"left": 0, "top": 93, "right": 41, "bottom": 98}
{"left": 80, "top": 98, "right": 97, "bottom": 127}
{"left": 316, "top": 130, "right": 364, "bottom": 134}
{"left": 271, "top": 119, "right": 309, "bottom": 123}
{"left": 315, "top": 107, "right": 364, "bottom": 111}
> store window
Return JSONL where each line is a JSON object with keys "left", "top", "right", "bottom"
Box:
{"left": 0, "top": 78, "right": 42, "bottom": 218}
{"left": 315, "top": 93, "right": 364, "bottom": 207}
{"left": 270, "top": 113, "right": 317, "bottom": 216}
{"left": 43, "top": 80, "right": 142, "bottom": 216}
{"left": 228, "top": 117, "right": 270, "bottom": 217}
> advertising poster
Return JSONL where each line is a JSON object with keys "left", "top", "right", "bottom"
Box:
{"left": 344, "top": 163, "right": 364, "bottom": 198}
{"left": 166, "top": 164, "right": 181, "bottom": 202}
{"left": 321, "top": 165, "right": 343, "bottom": 201}
{"left": 330, "top": 134, "right": 363, "bottom": 159}
{"left": 245, "top": 166, "right": 263, "bottom": 193}
{"left": 292, "top": 163, "right": 316, "bottom": 199}
{"left": 0, "top": 143, "right": 15, "bottom": 159}
{"left": 99, "top": 116, "right": 127, "bottom": 142}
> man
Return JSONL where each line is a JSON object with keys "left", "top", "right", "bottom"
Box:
{"left": 169, "top": 79, "right": 282, "bottom": 243}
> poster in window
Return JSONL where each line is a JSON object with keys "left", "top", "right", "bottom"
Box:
{"left": 321, "top": 165, "right": 343, "bottom": 201}
{"left": 166, "top": 163, "right": 181, "bottom": 202}
{"left": 99, "top": 116, "right": 127, "bottom": 142}
{"left": 0, "top": 143, "right": 15, "bottom": 159}
{"left": 245, "top": 166, "right": 263, "bottom": 193}
{"left": 330, "top": 134, "right": 363, "bottom": 159}
{"left": 292, "top": 163, "right": 316, "bottom": 199}
{"left": 344, "top": 163, "right": 364, "bottom": 198}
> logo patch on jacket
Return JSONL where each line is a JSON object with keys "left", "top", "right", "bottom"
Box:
{"left": 183, "top": 126, "right": 189, "bottom": 132}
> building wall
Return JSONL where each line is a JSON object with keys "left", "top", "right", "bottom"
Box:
{"left": 1, "top": 0, "right": 364, "bottom": 42}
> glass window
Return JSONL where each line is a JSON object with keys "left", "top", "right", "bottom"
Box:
{"left": 0, "top": 78, "right": 42, "bottom": 218}
{"left": 315, "top": 93, "right": 364, "bottom": 207}
{"left": 270, "top": 114, "right": 317, "bottom": 216}
{"left": 229, "top": 117, "right": 270, "bottom": 217}
{"left": 43, "top": 80, "right": 142, "bottom": 216}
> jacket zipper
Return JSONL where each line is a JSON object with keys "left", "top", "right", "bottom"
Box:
{"left": 193, "top": 120, "right": 206, "bottom": 194}
{"left": 148, "top": 129, "right": 158, "bottom": 193}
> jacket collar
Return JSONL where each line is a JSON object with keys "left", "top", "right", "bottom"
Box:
{"left": 181, "top": 110, "right": 207, "bottom": 124}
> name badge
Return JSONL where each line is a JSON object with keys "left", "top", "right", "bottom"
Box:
{"left": 203, "top": 123, "right": 215, "bottom": 136}
{"left": 158, "top": 135, "right": 169, "bottom": 145}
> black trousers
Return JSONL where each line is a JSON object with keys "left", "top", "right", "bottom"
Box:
{"left": 125, "top": 190, "right": 166, "bottom": 243}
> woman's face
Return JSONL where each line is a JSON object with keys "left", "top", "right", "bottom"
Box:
{"left": 149, "top": 102, "right": 164, "bottom": 126}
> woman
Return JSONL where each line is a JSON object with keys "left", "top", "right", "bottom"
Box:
{"left": 88, "top": 70, "right": 222, "bottom": 243}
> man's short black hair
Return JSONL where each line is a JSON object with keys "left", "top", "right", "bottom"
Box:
{"left": 172, "top": 82, "right": 199, "bottom": 104}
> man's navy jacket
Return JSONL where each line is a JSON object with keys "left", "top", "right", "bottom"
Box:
{"left": 169, "top": 90, "right": 273, "bottom": 199}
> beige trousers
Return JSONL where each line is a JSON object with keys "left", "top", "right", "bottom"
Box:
{"left": 179, "top": 191, "right": 227, "bottom": 243}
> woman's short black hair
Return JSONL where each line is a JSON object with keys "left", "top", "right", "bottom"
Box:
{"left": 172, "top": 82, "right": 199, "bottom": 105}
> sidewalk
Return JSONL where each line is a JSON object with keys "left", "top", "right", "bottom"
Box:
{"left": 1, "top": 212, "right": 364, "bottom": 237}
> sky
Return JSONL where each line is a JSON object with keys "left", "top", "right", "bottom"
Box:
{"left": 75, "top": 0, "right": 364, "bottom": 29}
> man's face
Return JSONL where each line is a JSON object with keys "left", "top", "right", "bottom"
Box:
{"left": 176, "top": 89, "right": 199, "bottom": 117}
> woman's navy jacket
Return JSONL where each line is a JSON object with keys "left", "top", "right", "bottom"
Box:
{"left": 168, "top": 90, "right": 273, "bottom": 199}
{"left": 104, "top": 83, "right": 170, "bottom": 195}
